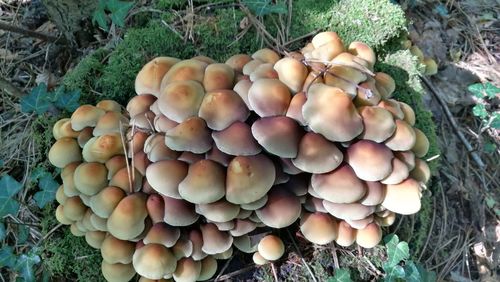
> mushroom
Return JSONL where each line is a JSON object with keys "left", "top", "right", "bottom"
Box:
{"left": 381, "top": 178, "right": 422, "bottom": 214}
{"left": 292, "top": 132, "right": 343, "bottom": 173}
{"left": 252, "top": 48, "right": 280, "bottom": 64}
{"left": 107, "top": 193, "right": 148, "bottom": 240}
{"left": 101, "top": 261, "right": 136, "bottom": 282}
{"left": 355, "top": 222, "right": 382, "bottom": 248}
{"left": 63, "top": 196, "right": 87, "bottom": 221}
{"left": 126, "top": 95, "right": 157, "bottom": 118}
{"left": 198, "top": 89, "right": 249, "bottom": 130}
{"left": 133, "top": 243, "right": 177, "bottom": 280}
{"left": 345, "top": 140, "right": 394, "bottom": 181}
{"left": 200, "top": 223, "right": 233, "bottom": 255}
{"left": 158, "top": 80, "right": 205, "bottom": 123}
{"left": 165, "top": 117, "right": 212, "bottom": 154}
{"left": 143, "top": 222, "right": 180, "bottom": 248}
{"left": 146, "top": 160, "right": 187, "bottom": 199}
{"left": 70, "top": 105, "right": 106, "bottom": 131}
{"left": 384, "top": 120, "right": 417, "bottom": 151}
{"left": 48, "top": 138, "right": 82, "bottom": 168}
{"left": 255, "top": 187, "right": 301, "bottom": 228}
{"left": 322, "top": 201, "right": 375, "bottom": 221}
{"left": 225, "top": 54, "right": 252, "bottom": 72}
{"left": 249, "top": 63, "right": 279, "bottom": 81}
{"left": 173, "top": 258, "right": 202, "bottom": 282}
{"left": 311, "top": 163, "right": 366, "bottom": 204}
{"left": 178, "top": 159, "right": 225, "bottom": 204}
{"left": 348, "top": 41, "right": 376, "bottom": 69}
{"left": 374, "top": 72, "right": 396, "bottom": 99}
{"left": 135, "top": 57, "right": 180, "bottom": 96}
{"left": 248, "top": 79, "right": 291, "bottom": 117}
{"left": 335, "top": 221, "right": 357, "bottom": 247}
{"left": 90, "top": 186, "right": 126, "bottom": 218}
{"left": 300, "top": 212, "right": 338, "bottom": 245}
{"left": 251, "top": 116, "right": 302, "bottom": 158}
{"left": 411, "top": 128, "right": 430, "bottom": 158}
{"left": 162, "top": 196, "right": 199, "bottom": 226}
{"left": 85, "top": 231, "right": 107, "bottom": 249}
{"left": 253, "top": 252, "right": 269, "bottom": 265}
{"left": 96, "top": 100, "right": 122, "bottom": 112}
{"left": 274, "top": 57, "right": 308, "bottom": 93}
{"left": 203, "top": 63, "right": 235, "bottom": 92}
{"left": 257, "top": 235, "right": 284, "bottom": 261}
{"left": 410, "top": 158, "right": 431, "bottom": 184}
{"left": 212, "top": 121, "right": 261, "bottom": 156}
{"left": 161, "top": 59, "right": 207, "bottom": 85}
{"left": 196, "top": 199, "right": 240, "bottom": 222}
{"left": 198, "top": 256, "right": 218, "bottom": 281}
{"left": 358, "top": 106, "right": 396, "bottom": 142}
{"left": 286, "top": 91, "right": 307, "bottom": 125}
{"left": 233, "top": 79, "right": 252, "bottom": 110}
{"left": 74, "top": 162, "right": 108, "bottom": 196}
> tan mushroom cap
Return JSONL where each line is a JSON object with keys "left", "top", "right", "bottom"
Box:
{"left": 205, "top": 146, "right": 232, "bottom": 167}
{"left": 70, "top": 223, "right": 85, "bottom": 236}
{"left": 172, "top": 236, "right": 194, "bottom": 259}
{"left": 108, "top": 166, "right": 143, "bottom": 193}
{"left": 144, "top": 134, "right": 180, "bottom": 162}
{"left": 251, "top": 116, "right": 302, "bottom": 158}
{"left": 82, "top": 208, "right": 98, "bottom": 231}
{"left": 335, "top": 221, "right": 357, "bottom": 247}
{"left": 359, "top": 181, "right": 385, "bottom": 206}
{"left": 163, "top": 196, "right": 199, "bottom": 226}
{"left": 375, "top": 212, "right": 396, "bottom": 227}
{"left": 143, "top": 222, "right": 180, "bottom": 248}
{"left": 381, "top": 157, "right": 410, "bottom": 185}
{"left": 226, "top": 154, "right": 276, "bottom": 204}
{"left": 135, "top": 57, "right": 180, "bottom": 96}
{"left": 161, "top": 59, "right": 208, "bottom": 85}
{"left": 107, "top": 193, "right": 148, "bottom": 240}
{"left": 374, "top": 72, "right": 396, "bottom": 99}
{"left": 354, "top": 80, "right": 382, "bottom": 107}
{"left": 300, "top": 212, "right": 338, "bottom": 245}
{"left": 292, "top": 132, "right": 343, "bottom": 173}
{"left": 212, "top": 220, "right": 234, "bottom": 231}
{"left": 233, "top": 235, "right": 258, "bottom": 253}
{"left": 384, "top": 120, "right": 417, "bottom": 151}
{"left": 154, "top": 114, "right": 178, "bottom": 133}
{"left": 255, "top": 188, "right": 301, "bottom": 228}
{"left": 399, "top": 102, "right": 416, "bottom": 126}
{"left": 192, "top": 55, "right": 215, "bottom": 64}
{"left": 53, "top": 118, "right": 80, "bottom": 140}
{"left": 253, "top": 252, "right": 269, "bottom": 265}
{"left": 61, "top": 163, "right": 80, "bottom": 197}
{"left": 322, "top": 201, "right": 375, "bottom": 221}
{"left": 145, "top": 193, "right": 164, "bottom": 224}
{"left": 49, "top": 138, "right": 82, "bottom": 168}
{"left": 378, "top": 99, "right": 404, "bottom": 119}
{"left": 85, "top": 231, "right": 107, "bottom": 249}
{"left": 198, "top": 256, "right": 218, "bottom": 281}
{"left": 198, "top": 89, "right": 249, "bottom": 130}
{"left": 212, "top": 121, "right": 260, "bottom": 156}
{"left": 252, "top": 48, "right": 280, "bottom": 64}
{"left": 382, "top": 178, "right": 422, "bottom": 215}
{"left": 101, "top": 261, "right": 136, "bottom": 282}
{"left": 248, "top": 78, "right": 291, "bottom": 117}
{"left": 200, "top": 223, "right": 233, "bottom": 255}
{"left": 249, "top": 63, "right": 279, "bottom": 81}
{"left": 311, "top": 163, "right": 366, "bottom": 203}
{"left": 96, "top": 100, "right": 122, "bottom": 112}
{"left": 56, "top": 185, "right": 67, "bottom": 205}
{"left": 127, "top": 130, "right": 149, "bottom": 157}
{"left": 304, "top": 37, "right": 344, "bottom": 61}
{"left": 197, "top": 199, "right": 240, "bottom": 222}
{"left": 286, "top": 91, "right": 307, "bottom": 125}
{"left": 212, "top": 247, "right": 233, "bottom": 260}
{"left": 274, "top": 57, "right": 308, "bottom": 93}
{"left": 346, "top": 140, "right": 394, "bottom": 181}
{"left": 133, "top": 243, "right": 177, "bottom": 280}
{"left": 146, "top": 160, "right": 187, "bottom": 199}
{"left": 237, "top": 208, "right": 253, "bottom": 219}
{"left": 165, "top": 117, "right": 212, "bottom": 154}
{"left": 346, "top": 215, "right": 374, "bottom": 229}
{"left": 127, "top": 95, "right": 157, "bottom": 118}
{"left": 348, "top": 41, "right": 376, "bottom": 69}
{"left": 225, "top": 54, "right": 252, "bottom": 72}
{"left": 93, "top": 111, "right": 128, "bottom": 136}
{"left": 302, "top": 64, "right": 325, "bottom": 92}
{"left": 158, "top": 80, "right": 205, "bottom": 123}
{"left": 242, "top": 59, "right": 264, "bottom": 75}
{"left": 257, "top": 235, "right": 284, "bottom": 261}
{"left": 63, "top": 196, "right": 87, "bottom": 221}
{"left": 358, "top": 106, "right": 396, "bottom": 142}
{"left": 71, "top": 105, "right": 106, "bottom": 131}
{"left": 410, "top": 158, "right": 431, "bottom": 184}
{"left": 55, "top": 205, "right": 73, "bottom": 225}
{"left": 302, "top": 84, "right": 363, "bottom": 142}
{"left": 411, "top": 128, "right": 430, "bottom": 158}
{"left": 90, "top": 213, "right": 108, "bottom": 231}
{"left": 77, "top": 127, "right": 93, "bottom": 148}
{"left": 173, "top": 258, "right": 201, "bottom": 282}
{"left": 203, "top": 63, "right": 235, "bottom": 92}
{"left": 233, "top": 79, "right": 252, "bottom": 110}
{"left": 356, "top": 222, "right": 382, "bottom": 248}
{"left": 83, "top": 134, "right": 124, "bottom": 163}
{"left": 129, "top": 110, "right": 155, "bottom": 131}
{"left": 229, "top": 219, "right": 257, "bottom": 237}
{"left": 394, "top": 150, "right": 416, "bottom": 171}
{"left": 105, "top": 155, "right": 127, "bottom": 180}
{"left": 74, "top": 162, "right": 108, "bottom": 196}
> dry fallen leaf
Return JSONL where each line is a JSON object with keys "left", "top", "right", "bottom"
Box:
{"left": 0, "top": 48, "right": 17, "bottom": 60}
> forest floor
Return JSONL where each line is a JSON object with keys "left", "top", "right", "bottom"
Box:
{"left": 0, "top": 0, "right": 498, "bottom": 281}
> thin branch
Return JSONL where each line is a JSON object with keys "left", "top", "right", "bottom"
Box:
{"left": 0, "top": 20, "right": 59, "bottom": 43}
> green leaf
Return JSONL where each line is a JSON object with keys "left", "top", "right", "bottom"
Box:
{"left": 490, "top": 113, "right": 500, "bottom": 129}
{"left": 467, "top": 83, "right": 484, "bottom": 97}
{"left": 29, "top": 167, "right": 51, "bottom": 183}
{"left": 0, "top": 246, "right": 16, "bottom": 268}
{"left": 243, "top": 0, "right": 288, "bottom": 16}
{"left": 416, "top": 263, "right": 437, "bottom": 282}
{"left": 107, "top": 0, "right": 134, "bottom": 27}
{"left": 17, "top": 225, "right": 29, "bottom": 244}
{"left": 0, "top": 222, "right": 5, "bottom": 241}
{"left": 33, "top": 175, "right": 59, "bottom": 208}
{"left": 14, "top": 252, "right": 41, "bottom": 282}
{"left": 484, "top": 82, "right": 500, "bottom": 98}
{"left": 0, "top": 175, "right": 23, "bottom": 217}
{"left": 483, "top": 142, "right": 497, "bottom": 154}
{"left": 20, "top": 83, "right": 50, "bottom": 114}
{"left": 384, "top": 234, "right": 409, "bottom": 268}
{"left": 485, "top": 196, "right": 496, "bottom": 209}
{"left": 53, "top": 88, "right": 81, "bottom": 112}
{"left": 472, "top": 104, "right": 488, "bottom": 119}
{"left": 404, "top": 261, "right": 422, "bottom": 282}
{"left": 92, "top": 8, "right": 109, "bottom": 31}
{"left": 327, "top": 268, "right": 352, "bottom": 282}
{"left": 384, "top": 265, "right": 405, "bottom": 282}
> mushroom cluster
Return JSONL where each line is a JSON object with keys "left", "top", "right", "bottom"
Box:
{"left": 49, "top": 31, "right": 431, "bottom": 282}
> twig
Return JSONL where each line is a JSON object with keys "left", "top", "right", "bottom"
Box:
{"left": 270, "top": 262, "right": 279, "bottom": 282}
{"left": 211, "top": 265, "right": 256, "bottom": 281}
{"left": 286, "top": 229, "right": 318, "bottom": 282}
{"left": 214, "top": 253, "right": 235, "bottom": 281}
{"left": 420, "top": 76, "right": 486, "bottom": 168}
{"left": 118, "top": 121, "right": 133, "bottom": 194}
{"left": 0, "top": 20, "right": 59, "bottom": 43}
{"left": 0, "top": 77, "right": 24, "bottom": 98}
{"left": 330, "top": 243, "right": 340, "bottom": 269}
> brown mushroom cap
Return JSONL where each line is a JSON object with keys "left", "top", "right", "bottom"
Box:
{"left": 107, "top": 193, "right": 148, "bottom": 240}
{"left": 83, "top": 134, "right": 124, "bottom": 163}
{"left": 205, "top": 146, "right": 232, "bottom": 167}
{"left": 198, "top": 256, "right": 218, "bottom": 281}
{"left": 394, "top": 151, "right": 416, "bottom": 171}
{"left": 162, "top": 196, "right": 199, "bottom": 226}
{"left": 61, "top": 163, "right": 80, "bottom": 197}
{"left": 322, "top": 201, "right": 375, "bottom": 221}
{"left": 311, "top": 163, "right": 366, "bottom": 203}
{"left": 255, "top": 188, "right": 301, "bottom": 228}
{"left": 135, "top": 57, "right": 180, "bottom": 96}
{"left": 154, "top": 114, "right": 178, "bottom": 133}
{"left": 197, "top": 199, "right": 240, "bottom": 222}
{"left": 55, "top": 185, "right": 68, "bottom": 205}
{"left": 410, "top": 158, "right": 431, "bottom": 184}
{"left": 108, "top": 166, "right": 143, "bottom": 193}
{"left": 96, "top": 100, "right": 122, "bottom": 112}
{"left": 144, "top": 134, "right": 180, "bottom": 162}
{"left": 348, "top": 41, "right": 376, "bottom": 69}
{"left": 378, "top": 99, "right": 404, "bottom": 119}
{"left": 177, "top": 151, "right": 205, "bottom": 164}
{"left": 302, "top": 84, "right": 363, "bottom": 142}
{"left": 53, "top": 118, "right": 79, "bottom": 140}
{"left": 252, "top": 48, "right": 280, "bottom": 64}
{"left": 90, "top": 213, "right": 108, "bottom": 231}
{"left": 251, "top": 116, "right": 303, "bottom": 158}
{"left": 242, "top": 59, "right": 264, "bottom": 75}
{"left": 78, "top": 127, "right": 94, "bottom": 148}
{"left": 127, "top": 95, "right": 157, "bottom": 118}
{"left": 101, "top": 235, "right": 136, "bottom": 264}
{"left": 381, "top": 157, "right": 410, "bottom": 185}
{"left": 358, "top": 106, "right": 397, "bottom": 142}
{"left": 49, "top": 138, "right": 82, "bottom": 168}
{"left": 273, "top": 57, "right": 308, "bottom": 93}
{"left": 229, "top": 219, "right": 257, "bottom": 237}
{"left": 303, "top": 196, "right": 328, "bottom": 213}
{"left": 173, "top": 257, "right": 201, "bottom": 282}
{"left": 249, "top": 63, "right": 279, "bottom": 81}
{"left": 85, "top": 231, "right": 107, "bottom": 249}
{"left": 300, "top": 212, "right": 338, "bottom": 245}
{"left": 286, "top": 91, "right": 307, "bottom": 125}
{"left": 233, "top": 79, "right": 252, "bottom": 110}
{"left": 354, "top": 80, "right": 382, "bottom": 107}
{"left": 359, "top": 181, "right": 385, "bottom": 206}
{"left": 158, "top": 80, "right": 205, "bottom": 123}
{"left": 399, "top": 102, "right": 416, "bottom": 126}
{"left": 374, "top": 72, "right": 396, "bottom": 99}
{"left": 253, "top": 252, "right": 269, "bottom": 265}
{"left": 105, "top": 155, "right": 127, "bottom": 180}
{"left": 212, "top": 121, "right": 261, "bottom": 156}
{"left": 161, "top": 59, "right": 208, "bottom": 85}
{"left": 172, "top": 236, "right": 194, "bottom": 259}
{"left": 55, "top": 205, "right": 73, "bottom": 225}
{"left": 187, "top": 229, "right": 207, "bottom": 261}
{"left": 248, "top": 79, "right": 291, "bottom": 117}
{"left": 101, "top": 261, "right": 136, "bottom": 282}
{"left": 165, "top": 117, "right": 213, "bottom": 154}
{"left": 146, "top": 160, "right": 187, "bottom": 199}
{"left": 178, "top": 159, "right": 225, "bottom": 204}
{"left": 198, "top": 90, "right": 249, "bottom": 130}
{"left": 233, "top": 235, "right": 258, "bottom": 253}
{"left": 225, "top": 54, "right": 252, "bottom": 72}
{"left": 74, "top": 162, "right": 108, "bottom": 196}
{"left": 375, "top": 212, "right": 396, "bottom": 227}
{"left": 63, "top": 196, "right": 87, "bottom": 221}
{"left": 133, "top": 243, "right": 177, "bottom": 280}
{"left": 382, "top": 178, "right": 422, "bottom": 214}
{"left": 257, "top": 235, "right": 284, "bottom": 261}
{"left": 93, "top": 112, "right": 128, "bottom": 137}
{"left": 71, "top": 105, "right": 106, "bottom": 131}
{"left": 200, "top": 223, "right": 233, "bottom": 255}
{"left": 70, "top": 223, "right": 85, "bottom": 236}
{"left": 292, "top": 132, "right": 343, "bottom": 173}
{"left": 384, "top": 120, "right": 417, "bottom": 151}
{"left": 203, "top": 63, "right": 235, "bottom": 92}
{"left": 411, "top": 128, "right": 430, "bottom": 158}
{"left": 346, "top": 215, "right": 374, "bottom": 230}
{"left": 335, "top": 220, "right": 357, "bottom": 247}
{"left": 143, "top": 222, "right": 180, "bottom": 248}
{"left": 356, "top": 222, "right": 382, "bottom": 248}
{"left": 226, "top": 154, "right": 276, "bottom": 204}
{"left": 345, "top": 140, "right": 394, "bottom": 181}
{"left": 89, "top": 186, "right": 126, "bottom": 218}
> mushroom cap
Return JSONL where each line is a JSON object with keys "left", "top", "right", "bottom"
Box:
{"left": 197, "top": 199, "right": 240, "bottom": 222}
{"left": 177, "top": 151, "right": 205, "bottom": 164}
{"left": 346, "top": 215, "right": 374, "bottom": 230}
{"left": 335, "top": 220, "right": 357, "bottom": 247}
{"left": 358, "top": 106, "right": 397, "bottom": 142}
{"left": 399, "top": 102, "right": 416, "bottom": 126}
{"left": 381, "top": 157, "right": 410, "bottom": 185}
{"left": 257, "top": 235, "right": 284, "bottom": 261}
{"left": 286, "top": 91, "right": 307, "bottom": 125}
{"left": 53, "top": 118, "right": 80, "bottom": 140}
{"left": 424, "top": 58, "right": 438, "bottom": 75}
{"left": 203, "top": 63, "right": 235, "bottom": 92}
{"left": 192, "top": 55, "right": 215, "bottom": 64}
{"left": 292, "top": 132, "right": 343, "bottom": 173}
{"left": 55, "top": 185, "right": 68, "bottom": 205}
{"left": 212, "top": 220, "right": 234, "bottom": 231}
{"left": 96, "top": 100, "right": 122, "bottom": 112}
{"left": 127, "top": 94, "right": 157, "bottom": 118}
{"left": 355, "top": 222, "right": 382, "bottom": 248}
{"left": 178, "top": 159, "right": 225, "bottom": 204}
{"left": 302, "top": 84, "right": 363, "bottom": 142}
{"left": 229, "top": 219, "right": 257, "bottom": 237}
{"left": 252, "top": 48, "right": 280, "bottom": 64}
{"left": 70, "top": 105, "right": 106, "bottom": 131}
{"left": 311, "top": 31, "right": 343, "bottom": 48}
{"left": 242, "top": 59, "right": 264, "bottom": 75}
{"left": 162, "top": 196, "right": 199, "bottom": 226}
{"left": 226, "top": 154, "right": 276, "bottom": 204}
{"left": 248, "top": 79, "right": 291, "bottom": 117}
{"left": 49, "top": 138, "right": 82, "bottom": 168}
{"left": 200, "top": 223, "right": 233, "bottom": 255}
{"left": 173, "top": 257, "right": 202, "bottom": 282}
{"left": 300, "top": 212, "right": 338, "bottom": 245}
{"left": 322, "top": 201, "right": 375, "bottom": 221}
{"left": 225, "top": 54, "right": 252, "bottom": 72}
{"left": 198, "top": 90, "right": 249, "bottom": 130}
{"left": 233, "top": 79, "right": 252, "bottom": 110}
{"left": 382, "top": 178, "right": 422, "bottom": 214}
{"left": 213, "top": 247, "right": 233, "bottom": 260}
{"left": 143, "top": 222, "right": 180, "bottom": 248}
{"left": 188, "top": 229, "right": 207, "bottom": 261}
{"left": 205, "top": 146, "right": 232, "bottom": 167}
{"left": 410, "top": 158, "right": 431, "bottom": 184}
{"left": 107, "top": 193, "right": 148, "bottom": 240}
{"left": 101, "top": 261, "right": 136, "bottom": 282}
{"left": 411, "top": 128, "right": 430, "bottom": 158}
{"left": 90, "top": 186, "right": 126, "bottom": 218}
{"left": 311, "top": 163, "right": 366, "bottom": 203}
{"left": 240, "top": 195, "right": 268, "bottom": 211}
{"left": 359, "top": 181, "right": 385, "bottom": 206}
{"left": 233, "top": 235, "right": 258, "bottom": 253}
{"left": 146, "top": 193, "right": 165, "bottom": 224}
{"left": 198, "top": 256, "right": 218, "bottom": 281}
{"left": 90, "top": 213, "right": 108, "bottom": 231}
{"left": 101, "top": 235, "right": 136, "bottom": 264}
{"left": 135, "top": 57, "right": 180, "bottom": 96}
{"left": 165, "top": 117, "right": 213, "bottom": 154}
{"left": 354, "top": 80, "right": 382, "bottom": 107}
{"left": 345, "top": 140, "right": 394, "bottom": 181}
{"left": 348, "top": 41, "right": 376, "bottom": 69}
{"left": 105, "top": 155, "right": 127, "bottom": 180}
{"left": 212, "top": 121, "right": 261, "bottom": 156}
{"left": 85, "top": 230, "right": 107, "bottom": 249}
{"left": 375, "top": 212, "right": 396, "bottom": 227}
{"left": 144, "top": 134, "right": 180, "bottom": 162}
{"left": 154, "top": 114, "right": 178, "bottom": 133}
{"left": 303, "top": 196, "right": 328, "bottom": 213}
{"left": 129, "top": 111, "right": 155, "bottom": 131}
{"left": 172, "top": 236, "right": 194, "bottom": 259}
{"left": 146, "top": 160, "right": 187, "bottom": 199}
{"left": 55, "top": 205, "right": 73, "bottom": 225}
{"left": 70, "top": 223, "right": 85, "bottom": 236}
{"left": 158, "top": 80, "right": 205, "bottom": 123}
{"left": 251, "top": 116, "right": 303, "bottom": 158}
{"left": 255, "top": 188, "right": 301, "bottom": 228}
{"left": 384, "top": 120, "right": 417, "bottom": 151}
{"left": 249, "top": 63, "right": 278, "bottom": 82}
{"left": 77, "top": 127, "right": 94, "bottom": 148}
{"left": 273, "top": 57, "right": 308, "bottom": 93}
{"left": 133, "top": 243, "right": 177, "bottom": 280}
{"left": 82, "top": 134, "right": 124, "bottom": 163}
{"left": 378, "top": 99, "right": 404, "bottom": 119}
{"left": 394, "top": 150, "right": 416, "bottom": 171}
{"left": 374, "top": 72, "right": 396, "bottom": 99}
{"left": 253, "top": 252, "right": 269, "bottom": 265}
{"left": 63, "top": 196, "right": 87, "bottom": 221}
{"left": 74, "top": 162, "right": 108, "bottom": 196}
{"left": 161, "top": 59, "right": 208, "bottom": 85}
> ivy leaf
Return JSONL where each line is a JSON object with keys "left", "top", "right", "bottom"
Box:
{"left": 20, "top": 83, "right": 50, "bottom": 114}
{"left": 33, "top": 175, "right": 59, "bottom": 208}
{"left": 243, "top": 0, "right": 288, "bottom": 16}
{"left": 384, "top": 234, "right": 409, "bottom": 268}
{"left": 107, "top": 0, "right": 134, "bottom": 27}
{"left": 327, "top": 268, "right": 352, "bottom": 282}
{"left": 0, "top": 222, "right": 5, "bottom": 241}
{"left": 14, "top": 252, "right": 41, "bottom": 282}
{"left": 416, "top": 263, "right": 437, "bottom": 282}
{"left": 484, "top": 82, "right": 500, "bottom": 98}
{"left": 0, "top": 175, "right": 23, "bottom": 217}
{"left": 0, "top": 246, "right": 16, "bottom": 268}
{"left": 472, "top": 104, "right": 488, "bottom": 119}
{"left": 29, "top": 167, "right": 51, "bottom": 183}
{"left": 404, "top": 261, "right": 422, "bottom": 282}
{"left": 17, "top": 225, "right": 29, "bottom": 244}
{"left": 490, "top": 113, "right": 500, "bottom": 129}
{"left": 92, "top": 0, "right": 110, "bottom": 31}
{"left": 53, "top": 87, "right": 81, "bottom": 112}
{"left": 384, "top": 265, "right": 405, "bottom": 282}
